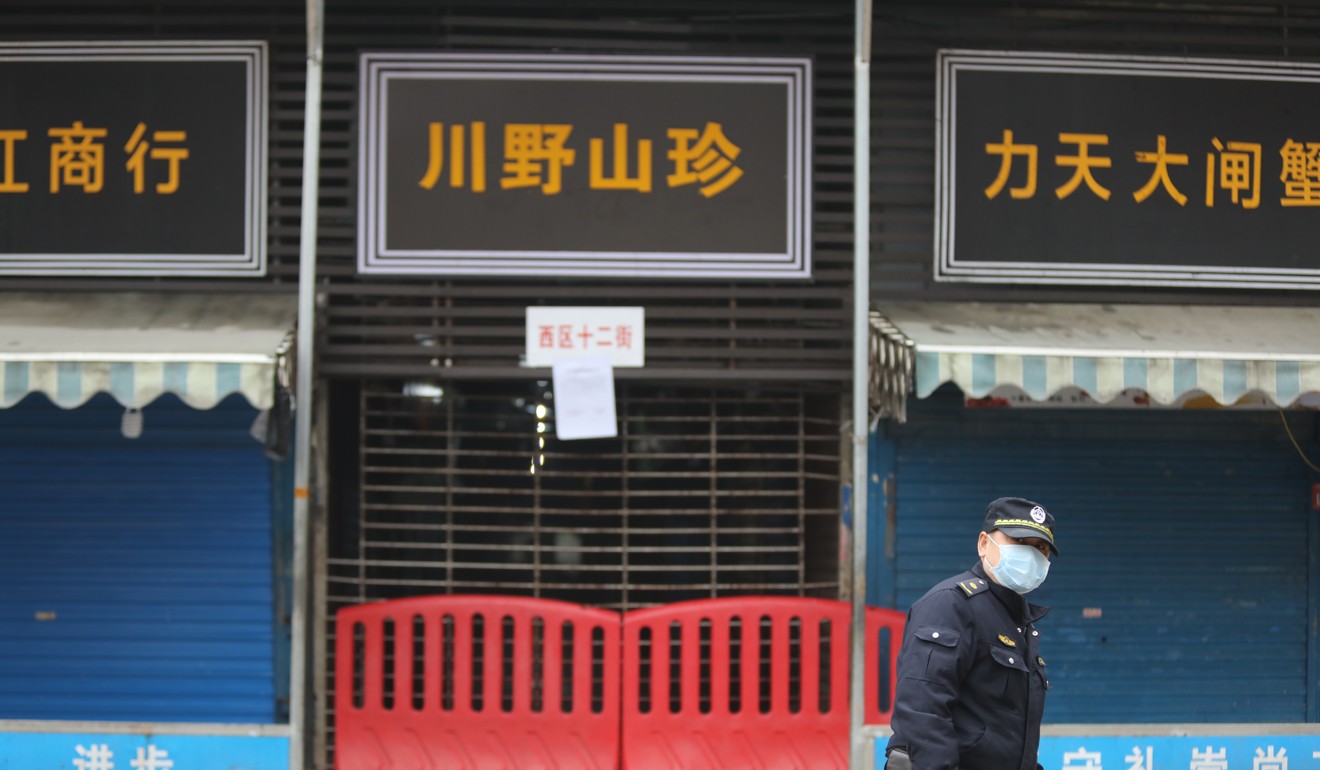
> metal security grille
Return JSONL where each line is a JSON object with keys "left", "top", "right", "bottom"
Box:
{"left": 321, "top": 379, "right": 842, "bottom": 765}
{"left": 328, "top": 380, "right": 841, "bottom": 611}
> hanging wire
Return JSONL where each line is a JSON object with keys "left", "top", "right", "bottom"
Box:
{"left": 1277, "top": 408, "right": 1320, "bottom": 474}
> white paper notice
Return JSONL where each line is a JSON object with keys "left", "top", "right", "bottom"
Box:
{"left": 552, "top": 355, "right": 618, "bottom": 440}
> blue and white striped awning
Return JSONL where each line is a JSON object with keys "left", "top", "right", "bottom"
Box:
{"left": 870, "top": 302, "right": 1320, "bottom": 418}
{"left": 0, "top": 292, "right": 295, "bottom": 410}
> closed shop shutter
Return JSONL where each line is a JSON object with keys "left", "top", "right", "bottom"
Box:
{"left": 882, "top": 395, "right": 1312, "bottom": 723}
{"left": 323, "top": 378, "right": 844, "bottom": 762}
{"left": 0, "top": 393, "right": 275, "bottom": 723}
{"left": 329, "top": 380, "right": 842, "bottom": 611}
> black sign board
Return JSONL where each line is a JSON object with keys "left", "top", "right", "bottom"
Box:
{"left": 0, "top": 42, "right": 266, "bottom": 276}
{"left": 936, "top": 50, "right": 1320, "bottom": 289}
{"left": 358, "top": 54, "right": 812, "bottom": 279}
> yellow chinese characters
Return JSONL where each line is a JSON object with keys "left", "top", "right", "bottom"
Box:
{"left": 985, "top": 130, "right": 1122, "bottom": 202}
{"left": 986, "top": 131, "right": 1115, "bottom": 201}
{"left": 125, "top": 123, "right": 189, "bottom": 194}
{"left": 417, "top": 120, "right": 744, "bottom": 197}
{"left": 1206, "top": 137, "right": 1260, "bottom": 209}
{"left": 1278, "top": 139, "right": 1320, "bottom": 206}
{"left": 502, "top": 124, "right": 576, "bottom": 195}
{"left": 669, "top": 122, "right": 743, "bottom": 197}
{"left": 1054, "top": 133, "right": 1111, "bottom": 200}
{"left": 419, "top": 122, "right": 488, "bottom": 192}
{"left": 0, "top": 130, "right": 28, "bottom": 193}
{"left": 1133, "top": 134, "right": 1188, "bottom": 206}
{"left": 49, "top": 121, "right": 107, "bottom": 193}
{"left": 984, "top": 129, "right": 1311, "bottom": 209}
{"left": 984, "top": 129, "right": 1037, "bottom": 200}
{"left": 0, "top": 121, "right": 190, "bottom": 195}
{"left": 591, "top": 124, "right": 651, "bottom": 192}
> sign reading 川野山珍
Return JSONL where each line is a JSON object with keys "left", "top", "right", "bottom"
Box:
{"left": 358, "top": 53, "right": 812, "bottom": 279}
{"left": 935, "top": 49, "right": 1320, "bottom": 290}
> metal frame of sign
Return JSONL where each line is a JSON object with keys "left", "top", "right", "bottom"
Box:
{"left": 358, "top": 53, "right": 812, "bottom": 279}
{"left": 935, "top": 49, "right": 1320, "bottom": 290}
{"left": 0, "top": 41, "right": 268, "bottom": 277}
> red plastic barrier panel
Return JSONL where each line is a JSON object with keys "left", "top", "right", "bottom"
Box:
{"left": 621, "top": 597, "right": 905, "bottom": 770}
{"left": 335, "top": 595, "right": 621, "bottom": 770}
{"left": 865, "top": 605, "right": 906, "bottom": 726}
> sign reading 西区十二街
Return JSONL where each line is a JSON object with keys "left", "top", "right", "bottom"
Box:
{"left": 935, "top": 49, "right": 1320, "bottom": 290}
{"left": 358, "top": 53, "right": 812, "bottom": 279}
{"left": 525, "top": 306, "right": 644, "bottom": 368}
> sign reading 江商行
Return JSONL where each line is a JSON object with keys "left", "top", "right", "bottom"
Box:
{"left": 358, "top": 53, "right": 812, "bottom": 279}
{"left": 0, "top": 42, "right": 267, "bottom": 276}
{"left": 935, "top": 49, "right": 1320, "bottom": 290}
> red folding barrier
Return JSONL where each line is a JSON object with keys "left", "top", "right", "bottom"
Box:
{"left": 621, "top": 597, "right": 905, "bottom": 770}
{"left": 335, "top": 595, "right": 621, "bottom": 770}
{"left": 866, "top": 604, "right": 906, "bottom": 726}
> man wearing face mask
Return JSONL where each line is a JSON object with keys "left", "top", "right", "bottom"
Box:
{"left": 884, "top": 497, "right": 1058, "bottom": 770}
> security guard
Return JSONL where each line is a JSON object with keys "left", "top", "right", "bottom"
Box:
{"left": 884, "top": 497, "right": 1058, "bottom": 770}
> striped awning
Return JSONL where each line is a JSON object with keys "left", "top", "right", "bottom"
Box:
{"left": 0, "top": 292, "right": 295, "bottom": 410}
{"left": 870, "top": 302, "right": 1320, "bottom": 420}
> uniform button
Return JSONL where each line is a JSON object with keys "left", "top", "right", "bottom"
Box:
{"left": 1032, "top": 630, "right": 1039, "bottom": 636}
{"left": 932, "top": 632, "right": 940, "bottom": 639}
{"left": 1008, "top": 657, "right": 1015, "bottom": 664}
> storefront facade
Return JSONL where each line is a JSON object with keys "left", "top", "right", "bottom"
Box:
{"left": 2, "top": 1, "right": 857, "bottom": 768}
{"left": 864, "top": 3, "right": 1320, "bottom": 766}
{"left": 4, "top": 2, "right": 1320, "bottom": 769}
{"left": 313, "top": 5, "right": 859, "bottom": 766}
{"left": 0, "top": 296, "right": 295, "bottom": 768}
{"left": 0, "top": 10, "right": 298, "bottom": 769}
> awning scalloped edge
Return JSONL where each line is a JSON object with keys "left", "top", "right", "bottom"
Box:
{"left": 1, "top": 360, "right": 277, "bottom": 410}
{"left": 868, "top": 311, "right": 915, "bottom": 424}
{"left": 914, "top": 351, "right": 1320, "bottom": 407}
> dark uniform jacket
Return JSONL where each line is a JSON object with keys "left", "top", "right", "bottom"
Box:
{"left": 885, "top": 562, "right": 1050, "bottom": 770}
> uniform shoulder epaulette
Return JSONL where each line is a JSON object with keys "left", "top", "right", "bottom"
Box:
{"left": 955, "top": 577, "right": 989, "bottom": 597}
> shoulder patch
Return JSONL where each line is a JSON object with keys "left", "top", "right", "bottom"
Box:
{"left": 957, "top": 578, "right": 988, "bottom": 597}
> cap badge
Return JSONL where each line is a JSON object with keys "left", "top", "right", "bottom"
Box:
{"left": 997, "top": 633, "right": 1017, "bottom": 647}
{"left": 1029, "top": 505, "right": 1047, "bottom": 524}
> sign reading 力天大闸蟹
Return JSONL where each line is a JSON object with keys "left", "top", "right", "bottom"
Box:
{"left": 936, "top": 49, "right": 1320, "bottom": 290}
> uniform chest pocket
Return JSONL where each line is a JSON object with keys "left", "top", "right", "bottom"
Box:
{"left": 910, "top": 626, "right": 960, "bottom": 678}
{"left": 989, "top": 645, "right": 1028, "bottom": 672}
{"left": 987, "top": 644, "right": 1029, "bottom": 708}
{"left": 914, "top": 626, "right": 959, "bottom": 647}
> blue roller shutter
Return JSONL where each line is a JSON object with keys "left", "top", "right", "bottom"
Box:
{"left": 0, "top": 392, "right": 275, "bottom": 723}
{"left": 880, "top": 396, "right": 1313, "bottom": 723}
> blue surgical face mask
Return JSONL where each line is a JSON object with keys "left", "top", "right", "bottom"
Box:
{"left": 984, "top": 538, "right": 1050, "bottom": 594}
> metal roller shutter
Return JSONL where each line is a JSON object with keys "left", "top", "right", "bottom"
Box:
{"left": 328, "top": 380, "right": 842, "bottom": 611}
{"left": 880, "top": 394, "right": 1313, "bottom": 723}
{"left": 323, "top": 379, "right": 844, "bottom": 762}
{"left": 0, "top": 393, "right": 276, "bottom": 723}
